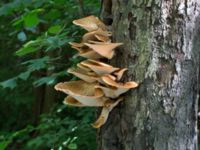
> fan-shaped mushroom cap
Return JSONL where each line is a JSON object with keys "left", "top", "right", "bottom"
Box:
{"left": 95, "top": 85, "right": 127, "bottom": 98}
{"left": 81, "top": 59, "right": 119, "bottom": 75}
{"left": 94, "top": 34, "right": 110, "bottom": 42}
{"left": 87, "top": 40, "right": 108, "bottom": 44}
{"left": 70, "top": 45, "right": 102, "bottom": 59}
{"left": 77, "top": 63, "right": 91, "bottom": 72}
{"left": 64, "top": 96, "right": 84, "bottom": 107}
{"left": 84, "top": 43, "right": 123, "bottom": 59}
{"left": 102, "top": 75, "right": 138, "bottom": 88}
{"left": 55, "top": 80, "right": 106, "bottom": 106}
{"left": 67, "top": 67, "right": 99, "bottom": 83}
{"left": 100, "top": 75, "right": 138, "bottom": 96}
{"left": 82, "top": 29, "right": 111, "bottom": 42}
{"left": 79, "top": 50, "right": 102, "bottom": 59}
{"left": 73, "top": 15, "right": 107, "bottom": 31}
{"left": 69, "top": 42, "right": 84, "bottom": 48}
{"left": 92, "top": 97, "right": 123, "bottom": 128}
{"left": 113, "top": 68, "right": 128, "bottom": 80}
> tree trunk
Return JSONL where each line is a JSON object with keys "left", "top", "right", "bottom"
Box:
{"left": 98, "top": 0, "right": 200, "bottom": 150}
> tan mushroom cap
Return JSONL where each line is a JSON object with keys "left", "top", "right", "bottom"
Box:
{"left": 67, "top": 67, "right": 99, "bottom": 83}
{"left": 70, "top": 45, "right": 103, "bottom": 59}
{"left": 73, "top": 15, "right": 107, "bottom": 31}
{"left": 113, "top": 68, "right": 128, "bottom": 80}
{"left": 95, "top": 85, "right": 127, "bottom": 99}
{"left": 82, "top": 28, "right": 111, "bottom": 42}
{"left": 92, "top": 97, "right": 123, "bottom": 128}
{"left": 69, "top": 42, "right": 84, "bottom": 48}
{"left": 55, "top": 80, "right": 106, "bottom": 106}
{"left": 77, "top": 63, "right": 91, "bottom": 72}
{"left": 102, "top": 75, "right": 138, "bottom": 89}
{"left": 94, "top": 34, "right": 110, "bottom": 42}
{"left": 79, "top": 50, "right": 102, "bottom": 59}
{"left": 87, "top": 40, "right": 109, "bottom": 44}
{"left": 80, "top": 59, "right": 119, "bottom": 75}
{"left": 84, "top": 43, "right": 123, "bottom": 59}
{"left": 64, "top": 96, "right": 84, "bottom": 107}
{"left": 99, "top": 75, "right": 138, "bottom": 97}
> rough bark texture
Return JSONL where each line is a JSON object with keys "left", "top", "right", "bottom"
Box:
{"left": 99, "top": 0, "right": 200, "bottom": 150}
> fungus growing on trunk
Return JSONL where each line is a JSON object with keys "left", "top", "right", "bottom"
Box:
{"left": 82, "top": 28, "right": 111, "bottom": 42}
{"left": 54, "top": 16, "right": 138, "bottom": 128}
{"left": 73, "top": 15, "right": 107, "bottom": 31}
{"left": 84, "top": 43, "right": 123, "bottom": 59}
{"left": 80, "top": 59, "right": 119, "bottom": 75}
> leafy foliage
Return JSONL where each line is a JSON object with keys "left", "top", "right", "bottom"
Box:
{"left": 0, "top": 0, "right": 100, "bottom": 149}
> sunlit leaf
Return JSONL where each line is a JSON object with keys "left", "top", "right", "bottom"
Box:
{"left": 48, "top": 25, "right": 62, "bottom": 34}
{"left": 67, "top": 143, "right": 77, "bottom": 150}
{"left": 24, "top": 13, "right": 39, "bottom": 27}
{"left": 15, "top": 40, "right": 41, "bottom": 56}
{"left": 0, "top": 140, "right": 11, "bottom": 150}
{"left": 16, "top": 46, "right": 38, "bottom": 56}
{"left": 23, "top": 9, "right": 43, "bottom": 27}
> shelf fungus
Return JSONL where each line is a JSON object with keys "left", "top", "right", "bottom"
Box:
{"left": 54, "top": 16, "right": 138, "bottom": 128}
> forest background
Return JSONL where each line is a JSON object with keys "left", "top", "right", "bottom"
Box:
{"left": 0, "top": 0, "right": 100, "bottom": 150}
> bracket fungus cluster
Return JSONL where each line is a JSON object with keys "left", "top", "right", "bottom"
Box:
{"left": 54, "top": 16, "right": 138, "bottom": 128}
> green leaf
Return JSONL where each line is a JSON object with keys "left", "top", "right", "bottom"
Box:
{"left": 18, "top": 71, "right": 31, "bottom": 80}
{"left": 24, "top": 13, "right": 39, "bottom": 27}
{"left": 22, "top": 56, "right": 50, "bottom": 72}
{"left": 0, "top": 140, "right": 11, "bottom": 150}
{"left": 16, "top": 46, "right": 38, "bottom": 56}
{"left": 0, "top": 78, "right": 17, "bottom": 89}
{"left": 44, "top": 9, "right": 61, "bottom": 20}
{"left": 17, "top": 31, "right": 27, "bottom": 42}
{"left": 23, "top": 9, "right": 43, "bottom": 27}
{"left": 67, "top": 143, "right": 77, "bottom": 150}
{"left": 33, "top": 76, "right": 56, "bottom": 86}
{"left": 15, "top": 40, "right": 41, "bottom": 56}
{"left": 48, "top": 25, "right": 62, "bottom": 34}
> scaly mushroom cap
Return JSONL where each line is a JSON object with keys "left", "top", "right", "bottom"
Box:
{"left": 84, "top": 43, "right": 123, "bottom": 59}
{"left": 73, "top": 15, "right": 107, "bottom": 31}
{"left": 67, "top": 67, "right": 99, "bottom": 83}
{"left": 64, "top": 96, "right": 84, "bottom": 107}
{"left": 55, "top": 80, "right": 106, "bottom": 106}
{"left": 92, "top": 97, "right": 123, "bottom": 128}
{"left": 82, "top": 28, "right": 112, "bottom": 42}
{"left": 113, "top": 68, "right": 128, "bottom": 80}
{"left": 80, "top": 59, "right": 119, "bottom": 75}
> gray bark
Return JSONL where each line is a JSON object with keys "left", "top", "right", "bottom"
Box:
{"left": 99, "top": 0, "right": 200, "bottom": 150}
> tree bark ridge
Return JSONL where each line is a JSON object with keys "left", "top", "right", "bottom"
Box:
{"left": 99, "top": 0, "right": 200, "bottom": 150}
